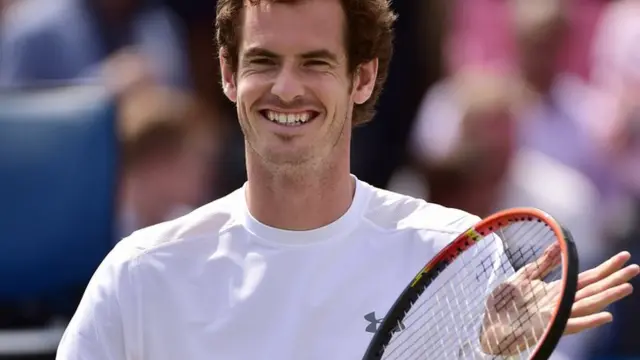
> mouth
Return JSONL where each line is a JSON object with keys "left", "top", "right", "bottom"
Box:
{"left": 259, "top": 110, "right": 320, "bottom": 126}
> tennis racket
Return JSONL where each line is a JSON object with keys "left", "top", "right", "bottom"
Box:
{"left": 362, "top": 207, "right": 579, "bottom": 360}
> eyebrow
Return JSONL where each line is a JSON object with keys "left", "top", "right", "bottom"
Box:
{"left": 243, "top": 47, "right": 279, "bottom": 59}
{"left": 242, "top": 47, "right": 339, "bottom": 63}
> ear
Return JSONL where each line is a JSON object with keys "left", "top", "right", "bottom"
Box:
{"left": 352, "top": 58, "right": 379, "bottom": 105}
{"left": 219, "top": 49, "right": 238, "bottom": 103}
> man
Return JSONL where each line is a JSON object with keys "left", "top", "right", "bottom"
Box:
{"left": 56, "top": 0, "right": 639, "bottom": 359}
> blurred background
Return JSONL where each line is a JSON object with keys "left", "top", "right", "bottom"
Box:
{"left": 0, "top": 0, "right": 638, "bottom": 358}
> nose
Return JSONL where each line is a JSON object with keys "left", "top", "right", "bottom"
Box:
{"left": 271, "top": 66, "right": 304, "bottom": 103}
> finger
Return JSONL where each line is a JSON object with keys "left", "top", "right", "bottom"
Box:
{"left": 575, "top": 264, "right": 640, "bottom": 302}
{"left": 571, "top": 283, "right": 633, "bottom": 318}
{"left": 577, "top": 252, "right": 632, "bottom": 290}
{"left": 520, "top": 242, "right": 562, "bottom": 281}
{"left": 564, "top": 312, "right": 613, "bottom": 335}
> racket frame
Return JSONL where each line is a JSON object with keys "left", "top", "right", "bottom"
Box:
{"left": 362, "top": 207, "right": 579, "bottom": 360}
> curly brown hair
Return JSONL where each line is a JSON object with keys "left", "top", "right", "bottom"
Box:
{"left": 215, "top": 0, "right": 397, "bottom": 127}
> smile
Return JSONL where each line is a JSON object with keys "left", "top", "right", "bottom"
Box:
{"left": 260, "top": 110, "right": 319, "bottom": 126}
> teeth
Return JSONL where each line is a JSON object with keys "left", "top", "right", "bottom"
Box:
{"left": 265, "top": 110, "right": 312, "bottom": 126}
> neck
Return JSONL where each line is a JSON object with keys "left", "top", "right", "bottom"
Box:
{"left": 244, "top": 145, "right": 355, "bottom": 231}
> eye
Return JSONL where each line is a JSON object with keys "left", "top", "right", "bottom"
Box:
{"left": 250, "top": 57, "right": 276, "bottom": 66}
{"left": 304, "top": 60, "right": 330, "bottom": 68}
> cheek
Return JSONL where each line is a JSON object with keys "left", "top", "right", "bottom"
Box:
{"left": 314, "top": 74, "right": 351, "bottom": 109}
{"left": 236, "top": 75, "right": 269, "bottom": 111}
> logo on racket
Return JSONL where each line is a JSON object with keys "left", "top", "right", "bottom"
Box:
{"left": 465, "top": 228, "right": 482, "bottom": 242}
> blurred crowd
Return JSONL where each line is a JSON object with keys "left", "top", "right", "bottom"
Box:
{"left": 0, "top": 0, "right": 639, "bottom": 358}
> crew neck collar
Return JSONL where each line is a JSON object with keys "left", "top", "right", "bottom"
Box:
{"left": 237, "top": 175, "right": 371, "bottom": 246}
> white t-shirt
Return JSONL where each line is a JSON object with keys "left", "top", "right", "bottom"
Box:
{"left": 56, "top": 177, "right": 513, "bottom": 360}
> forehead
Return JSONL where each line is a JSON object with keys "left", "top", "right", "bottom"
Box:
{"left": 240, "top": 0, "right": 346, "bottom": 56}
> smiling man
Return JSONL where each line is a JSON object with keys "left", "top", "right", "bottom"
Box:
{"left": 56, "top": 0, "right": 639, "bottom": 359}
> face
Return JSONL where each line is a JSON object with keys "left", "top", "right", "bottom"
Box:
{"left": 519, "top": 29, "right": 565, "bottom": 75}
{"left": 220, "top": 0, "right": 377, "bottom": 167}
{"left": 146, "top": 133, "right": 216, "bottom": 211}
{"left": 461, "top": 107, "right": 515, "bottom": 183}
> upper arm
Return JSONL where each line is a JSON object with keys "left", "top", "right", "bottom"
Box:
{"left": 56, "top": 243, "right": 137, "bottom": 360}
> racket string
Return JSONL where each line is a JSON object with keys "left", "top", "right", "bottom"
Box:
{"left": 381, "top": 222, "right": 535, "bottom": 358}
{"left": 383, "top": 249, "right": 498, "bottom": 359}
{"left": 379, "top": 220, "right": 562, "bottom": 360}
{"left": 463, "top": 228, "right": 556, "bottom": 357}
{"left": 384, "top": 254, "right": 491, "bottom": 358}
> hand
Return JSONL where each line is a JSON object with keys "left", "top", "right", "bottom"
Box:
{"left": 479, "top": 244, "right": 639, "bottom": 356}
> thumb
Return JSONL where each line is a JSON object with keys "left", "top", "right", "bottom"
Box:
{"left": 520, "top": 242, "right": 562, "bottom": 281}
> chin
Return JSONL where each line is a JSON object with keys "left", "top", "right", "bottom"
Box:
{"left": 253, "top": 143, "right": 316, "bottom": 167}
{"left": 264, "top": 150, "right": 314, "bottom": 166}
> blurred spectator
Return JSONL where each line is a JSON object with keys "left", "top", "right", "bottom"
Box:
{"left": 507, "top": 0, "right": 580, "bottom": 152}
{"left": 392, "top": 69, "right": 524, "bottom": 217}
{"left": 116, "top": 85, "right": 220, "bottom": 240}
{"left": 588, "top": 0, "right": 640, "bottom": 201}
{"left": 393, "top": 69, "right": 601, "bottom": 256}
{"left": 0, "top": 0, "right": 14, "bottom": 20}
{"left": 504, "top": 0, "right": 638, "bottom": 268}
{"left": 583, "top": 1, "right": 640, "bottom": 357}
{"left": 446, "top": 0, "right": 605, "bottom": 80}
{"left": 507, "top": 0, "right": 619, "bottom": 209}
{"left": 0, "top": 0, "right": 190, "bottom": 90}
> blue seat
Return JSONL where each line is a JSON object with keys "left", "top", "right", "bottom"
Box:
{"left": 0, "top": 83, "right": 119, "bottom": 354}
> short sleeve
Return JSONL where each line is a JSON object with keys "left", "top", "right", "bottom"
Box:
{"left": 56, "top": 241, "right": 138, "bottom": 360}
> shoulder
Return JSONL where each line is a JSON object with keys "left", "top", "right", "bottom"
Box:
{"left": 360, "top": 181, "right": 481, "bottom": 236}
